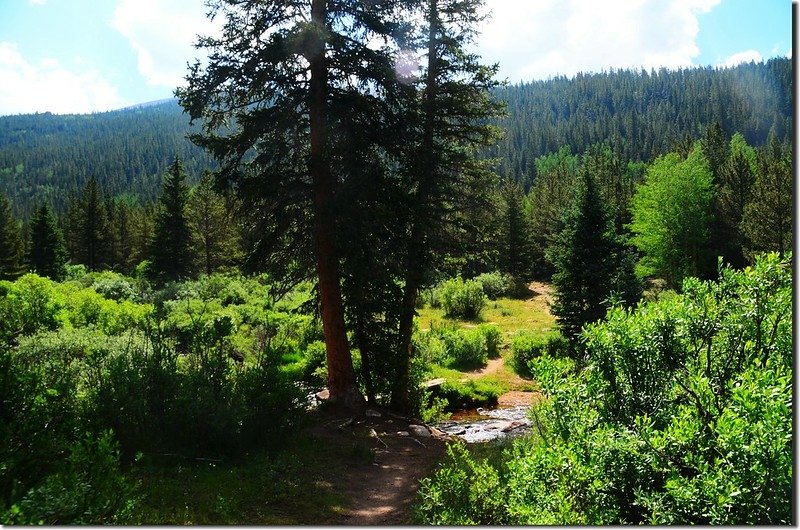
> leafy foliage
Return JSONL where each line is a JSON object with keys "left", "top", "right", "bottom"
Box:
{"left": 438, "top": 277, "right": 487, "bottom": 320}
{"left": 629, "top": 145, "right": 715, "bottom": 288}
{"left": 415, "top": 253, "right": 792, "bottom": 525}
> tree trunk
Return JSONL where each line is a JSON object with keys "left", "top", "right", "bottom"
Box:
{"left": 309, "top": 0, "right": 363, "bottom": 409}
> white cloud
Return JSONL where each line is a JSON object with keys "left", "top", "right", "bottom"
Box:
{"left": 477, "top": 0, "right": 722, "bottom": 83}
{"left": 112, "top": 0, "right": 219, "bottom": 88}
{"left": 28, "top": 0, "right": 47, "bottom": 5}
{"left": 0, "top": 42, "right": 127, "bottom": 115}
{"left": 717, "top": 49, "right": 763, "bottom": 68}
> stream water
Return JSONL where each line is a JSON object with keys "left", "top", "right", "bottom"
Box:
{"left": 434, "top": 405, "right": 532, "bottom": 443}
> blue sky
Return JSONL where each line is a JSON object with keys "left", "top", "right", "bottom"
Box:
{"left": 0, "top": 0, "right": 792, "bottom": 115}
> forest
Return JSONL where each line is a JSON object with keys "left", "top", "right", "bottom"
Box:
{"left": 0, "top": 0, "right": 793, "bottom": 525}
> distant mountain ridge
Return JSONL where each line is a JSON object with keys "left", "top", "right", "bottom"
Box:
{"left": 0, "top": 58, "right": 792, "bottom": 217}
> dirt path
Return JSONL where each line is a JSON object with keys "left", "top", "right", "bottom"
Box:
{"left": 308, "top": 408, "right": 449, "bottom": 525}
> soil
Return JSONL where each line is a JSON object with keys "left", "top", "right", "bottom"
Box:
{"left": 307, "top": 406, "right": 450, "bottom": 525}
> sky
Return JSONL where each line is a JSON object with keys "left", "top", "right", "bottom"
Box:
{"left": 0, "top": 0, "right": 792, "bottom": 115}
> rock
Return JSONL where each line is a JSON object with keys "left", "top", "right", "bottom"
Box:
{"left": 315, "top": 389, "right": 330, "bottom": 402}
{"left": 408, "top": 424, "right": 431, "bottom": 438}
{"left": 429, "top": 426, "right": 447, "bottom": 437}
{"left": 501, "top": 421, "right": 526, "bottom": 433}
{"left": 421, "top": 378, "right": 447, "bottom": 389}
{"left": 365, "top": 408, "right": 382, "bottom": 418}
{"left": 396, "top": 431, "right": 410, "bottom": 437}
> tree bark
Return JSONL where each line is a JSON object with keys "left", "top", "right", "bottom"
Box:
{"left": 309, "top": 0, "right": 363, "bottom": 408}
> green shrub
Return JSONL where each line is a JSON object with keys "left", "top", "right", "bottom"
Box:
{"left": 511, "top": 331, "right": 568, "bottom": 377}
{"left": 415, "top": 253, "right": 793, "bottom": 525}
{"left": 414, "top": 444, "right": 508, "bottom": 525}
{"left": 300, "top": 340, "right": 327, "bottom": 386}
{"left": 473, "top": 271, "right": 514, "bottom": 300}
{"left": 412, "top": 330, "right": 448, "bottom": 366}
{"left": 1, "top": 432, "right": 136, "bottom": 525}
{"left": 441, "top": 328, "right": 487, "bottom": 370}
{"left": 91, "top": 273, "right": 137, "bottom": 302}
{"left": 439, "top": 278, "right": 486, "bottom": 320}
{"left": 438, "top": 378, "right": 501, "bottom": 409}
{"left": 477, "top": 324, "right": 501, "bottom": 359}
{"left": 0, "top": 274, "right": 66, "bottom": 340}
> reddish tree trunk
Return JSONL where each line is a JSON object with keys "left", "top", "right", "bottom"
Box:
{"left": 309, "top": 0, "right": 363, "bottom": 408}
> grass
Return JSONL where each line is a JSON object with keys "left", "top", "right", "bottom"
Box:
{"left": 417, "top": 297, "right": 555, "bottom": 339}
{"left": 127, "top": 435, "right": 350, "bottom": 524}
{"left": 418, "top": 290, "right": 554, "bottom": 397}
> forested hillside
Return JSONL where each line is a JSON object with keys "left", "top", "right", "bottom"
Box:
{"left": 492, "top": 58, "right": 792, "bottom": 187}
{"left": 0, "top": 58, "right": 791, "bottom": 217}
{"left": 0, "top": 101, "right": 215, "bottom": 217}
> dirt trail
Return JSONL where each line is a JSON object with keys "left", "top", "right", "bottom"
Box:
{"left": 308, "top": 408, "right": 449, "bottom": 525}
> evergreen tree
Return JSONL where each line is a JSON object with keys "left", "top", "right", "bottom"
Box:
{"left": 0, "top": 193, "right": 24, "bottom": 280}
{"left": 716, "top": 132, "right": 758, "bottom": 268}
{"left": 187, "top": 173, "right": 242, "bottom": 275}
{"left": 498, "top": 180, "right": 532, "bottom": 288}
{"left": 73, "top": 177, "right": 110, "bottom": 271}
{"left": 179, "top": 0, "right": 412, "bottom": 407}
{"left": 741, "top": 138, "right": 792, "bottom": 259}
{"left": 547, "top": 170, "right": 637, "bottom": 348}
{"left": 526, "top": 146, "right": 579, "bottom": 278}
{"left": 28, "top": 204, "right": 67, "bottom": 281}
{"left": 149, "top": 157, "right": 194, "bottom": 283}
{"left": 391, "top": 0, "right": 503, "bottom": 410}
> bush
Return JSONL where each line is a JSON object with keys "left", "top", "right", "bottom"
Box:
{"left": 439, "top": 278, "right": 486, "bottom": 320}
{"left": 473, "top": 271, "right": 514, "bottom": 300}
{"left": 91, "top": 273, "right": 137, "bottom": 302}
{"left": 1, "top": 432, "right": 136, "bottom": 525}
{"left": 441, "top": 328, "right": 487, "bottom": 370}
{"left": 438, "top": 378, "right": 502, "bottom": 409}
{"left": 511, "top": 331, "right": 568, "bottom": 377}
{"left": 477, "top": 324, "right": 501, "bottom": 359}
{"left": 414, "top": 444, "right": 508, "bottom": 525}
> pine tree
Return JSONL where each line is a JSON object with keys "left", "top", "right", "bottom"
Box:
{"left": 716, "top": 132, "right": 758, "bottom": 268}
{"left": 547, "top": 170, "right": 633, "bottom": 347}
{"left": 28, "top": 204, "right": 67, "bottom": 281}
{"left": 391, "top": 0, "right": 503, "bottom": 410}
{"left": 179, "top": 0, "right": 412, "bottom": 406}
{"left": 187, "top": 173, "right": 242, "bottom": 275}
{"left": 0, "top": 193, "right": 24, "bottom": 280}
{"left": 74, "top": 177, "right": 110, "bottom": 271}
{"left": 149, "top": 157, "right": 194, "bottom": 284}
{"left": 741, "top": 138, "right": 792, "bottom": 259}
{"left": 498, "top": 180, "right": 533, "bottom": 288}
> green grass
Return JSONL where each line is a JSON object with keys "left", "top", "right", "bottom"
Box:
{"left": 128, "top": 435, "right": 350, "bottom": 524}
{"left": 417, "top": 297, "right": 555, "bottom": 338}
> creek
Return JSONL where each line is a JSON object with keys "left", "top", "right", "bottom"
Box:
{"left": 434, "top": 404, "right": 532, "bottom": 443}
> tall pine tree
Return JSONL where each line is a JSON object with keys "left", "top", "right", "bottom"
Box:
{"left": 179, "top": 0, "right": 413, "bottom": 407}
{"left": 391, "top": 0, "right": 503, "bottom": 410}
{"left": 547, "top": 169, "right": 640, "bottom": 348}
{"left": 149, "top": 157, "right": 194, "bottom": 284}
{"left": 28, "top": 204, "right": 67, "bottom": 281}
{"left": 0, "top": 193, "right": 24, "bottom": 280}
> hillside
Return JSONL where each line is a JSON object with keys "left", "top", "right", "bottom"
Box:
{"left": 0, "top": 58, "right": 792, "bottom": 217}
{"left": 0, "top": 101, "right": 215, "bottom": 217}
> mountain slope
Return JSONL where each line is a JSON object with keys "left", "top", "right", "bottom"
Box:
{"left": 0, "top": 58, "right": 791, "bottom": 217}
